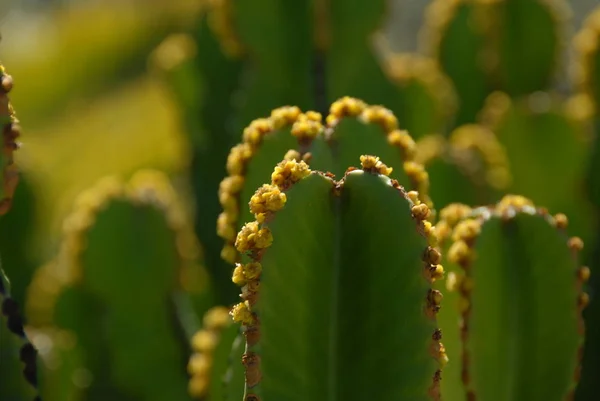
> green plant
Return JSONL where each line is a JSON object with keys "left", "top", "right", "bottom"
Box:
{"left": 2, "top": 0, "right": 600, "bottom": 400}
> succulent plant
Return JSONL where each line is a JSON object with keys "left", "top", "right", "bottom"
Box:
{"left": 3, "top": 0, "right": 600, "bottom": 400}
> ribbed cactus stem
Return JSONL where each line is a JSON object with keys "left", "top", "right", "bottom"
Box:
{"left": 231, "top": 156, "right": 447, "bottom": 399}
{"left": 26, "top": 171, "right": 205, "bottom": 326}
{"left": 0, "top": 62, "right": 19, "bottom": 215}
{"left": 447, "top": 195, "right": 588, "bottom": 400}
{"left": 230, "top": 158, "right": 311, "bottom": 399}
{"left": 325, "top": 97, "right": 433, "bottom": 208}
{"left": 218, "top": 107, "right": 323, "bottom": 263}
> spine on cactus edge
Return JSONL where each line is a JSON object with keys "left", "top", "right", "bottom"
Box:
{"left": 1, "top": 267, "right": 40, "bottom": 399}
{"left": 230, "top": 156, "right": 447, "bottom": 400}
{"left": 218, "top": 107, "right": 323, "bottom": 263}
{"left": 0, "top": 63, "right": 20, "bottom": 215}
{"left": 324, "top": 97, "right": 434, "bottom": 208}
{"left": 445, "top": 195, "right": 588, "bottom": 400}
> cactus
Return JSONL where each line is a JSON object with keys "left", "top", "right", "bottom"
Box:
{"left": 228, "top": 155, "right": 445, "bottom": 400}
{"left": 440, "top": 196, "right": 586, "bottom": 401}
{"left": 0, "top": 175, "right": 38, "bottom": 307}
{"left": 573, "top": 7, "right": 600, "bottom": 400}
{"left": 25, "top": 171, "right": 213, "bottom": 401}
{"left": 1, "top": 261, "right": 40, "bottom": 400}
{"left": 4, "top": 0, "right": 600, "bottom": 400}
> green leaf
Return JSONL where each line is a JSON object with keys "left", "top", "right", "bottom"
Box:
{"left": 252, "top": 170, "right": 440, "bottom": 400}
{"left": 458, "top": 212, "right": 582, "bottom": 400}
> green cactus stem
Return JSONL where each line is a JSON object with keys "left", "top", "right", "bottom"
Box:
{"left": 0, "top": 175, "right": 38, "bottom": 308}
{"left": 382, "top": 53, "right": 457, "bottom": 139}
{"left": 229, "top": 156, "right": 446, "bottom": 400}
{"left": 0, "top": 62, "right": 19, "bottom": 216}
{"left": 219, "top": 98, "right": 434, "bottom": 264}
{"left": 478, "top": 91, "right": 595, "bottom": 246}
{"left": 1, "top": 261, "right": 40, "bottom": 400}
{"left": 232, "top": 0, "right": 315, "bottom": 122}
{"left": 420, "top": 0, "right": 491, "bottom": 125}
{"left": 26, "top": 171, "right": 212, "bottom": 401}
{"left": 488, "top": 0, "right": 569, "bottom": 96}
{"left": 188, "top": 306, "right": 241, "bottom": 400}
{"left": 151, "top": 15, "right": 244, "bottom": 303}
{"left": 217, "top": 106, "right": 320, "bottom": 264}
{"left": 223, "top": 334, "right": 246, "bottom": 401}
{"left": 446, "top": 195, "right": 587, "bottom": 401}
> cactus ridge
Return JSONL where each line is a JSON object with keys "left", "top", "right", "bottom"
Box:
{"left": 218, "top": 106, "right": 322, "bottom": 263}
{"left": 0, "top": 62, "right": 20, "bottom": 216}
{"left": 0, "top": 266, "right": 41, "bottom": 400}
{"left": 445, "top": 195, "right": 588, "bottom": 401}
{"left": 230, "top": 156, "right": 447, "bottom": 400}
{"left": 220, "top": 98, "right": 434, "bottom": 265}
{"left": 325, "top": 97, "right": 434, "bottom": 208}
{"left": 26, "top": 170, "right": 205, "bottom": 326}
{"left": 188, "top": 306, "right": 233, "bottom": 398}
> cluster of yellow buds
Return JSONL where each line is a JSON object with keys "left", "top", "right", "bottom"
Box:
{"left": 359, "top": 155, "right": 393, "bottom": 176}
{"left": 188, "top": 307, "right": 232, "bottom": 398}
{"left": 218, "top": 107, "right": 320, "bottom": 263}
